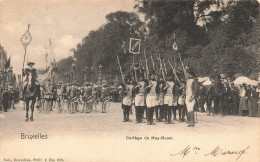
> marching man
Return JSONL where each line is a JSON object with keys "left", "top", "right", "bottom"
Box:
{"left": 145, "top": 73, "right": 158, "bottom": 125}
{"left": 185, "top": 68, "right": 199, "bottom": 127}
{"left": 134, "top": 73, "right": 148, "bottom": 123}
{"left": 122, "top": 77, "right": 134, "bottom": 122}
{"left": 163, "top": 74, "right": 176, "bottom": 124}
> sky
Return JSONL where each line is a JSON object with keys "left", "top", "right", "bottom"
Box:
{"left": 0, "top": 0, "right": 136, "bottom": 74}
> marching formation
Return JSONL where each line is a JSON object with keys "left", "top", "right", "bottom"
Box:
{"left": 120, "top": 65, "right": 260, "bottom": 127}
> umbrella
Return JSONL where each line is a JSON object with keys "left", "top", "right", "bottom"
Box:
{"left": 233, "top": 76, "right": 251, "bottom": 85}
{"left": 202, "top": 77, "right": 210, "bottom": 81}
{"left": 198, "top": 77, "right": 204, "bottom": 82}
{"left": 202, "top": 80, "right": 212, "bottom": 86}
{"left": 248, "top": 80, "right": 258, "bottom": 86}
{"left": 249, "top": 72, "right": 258, "bottom": 80}
{"left": 234, "top": 73, "right": 244, "bottom": 78}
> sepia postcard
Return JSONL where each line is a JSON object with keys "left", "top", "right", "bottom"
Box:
{"left": 0, "top": 0, "right": 259, "bottom": 161}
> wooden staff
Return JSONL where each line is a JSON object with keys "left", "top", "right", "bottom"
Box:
{"left": 163, "top": 58, "right": 167, "bottom": 75}
{"left": 150, "top": 54, "right": 156, "bottom": 73}
{"left": 159, "top": 54, "right": 165, "bottom": 80}
{"left": 144, "top": 49, "right": 149, "bottom": 79}
{"left": 116, "top": 55, "right": 124, "bottom": 81}
{"left": 178, "top": 52, "right": 187, "bottom": 79}
{"left": 168, "top": 59, "right": 182, "bottom": 85}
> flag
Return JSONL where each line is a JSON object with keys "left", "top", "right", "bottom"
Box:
{"left": 5, "top": 57, "right": 10, "bottom": 69}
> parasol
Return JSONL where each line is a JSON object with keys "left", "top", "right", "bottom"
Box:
{"left": 233, "top": 76, "right": 251, "bottom": 85}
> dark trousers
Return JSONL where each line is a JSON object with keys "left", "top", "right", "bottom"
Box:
{"left": 178, "top": 104, "right": 185, "bottom": 121}
{"left": 3, "top": 102, "right": 8, "bottom": 112}
{"left": 122, "top": 105, "right": 131, "bottom": 121}
{"left": 223, "top": 98, "right": 230, "bottom": 115}
{"left": 135, "top": 106, "right": 144, "bottom": 123}
{"left": 155, "top": 105, "right": 160, "bottom": 120}
{"left": 165, "top": 105, "right": 172, "bottom": 123}
{"left": 147, "top": 107, "right": 154, "bottom": 124}
{"left": 159, "top": 105, "right": 165, "bottom": 121}
{"left": 172, "top": 106, "right": 178, "bottom": 120}
{"left": 213, "top": 95, "right": 223, "bottom": 115}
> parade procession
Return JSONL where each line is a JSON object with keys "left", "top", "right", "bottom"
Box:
{"left": 1, "top": 0, "right": 260, "bottom": 161}
{"left": 0, "top": 21, "right": 260, "bottom": 127}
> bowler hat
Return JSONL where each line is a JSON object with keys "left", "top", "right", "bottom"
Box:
{"left": 27, "top": 62, "right": 35, "bottom": 66}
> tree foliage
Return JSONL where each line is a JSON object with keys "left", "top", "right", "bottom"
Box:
{"left": 57, "top": 0, "right": 260, "bottom": 84}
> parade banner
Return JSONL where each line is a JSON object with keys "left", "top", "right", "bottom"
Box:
{"left": 37, "top": 66, "right": 51, "bottom": 85}
{"left": 129, "top": 38, "right": 141, "bottom": 54}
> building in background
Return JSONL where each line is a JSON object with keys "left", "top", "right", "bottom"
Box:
{"left": 0, "top": 43, "right": 7, "bottom": 70}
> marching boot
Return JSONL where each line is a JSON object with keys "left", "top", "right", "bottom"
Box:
{"left": 188, "top": 111, "right": 195, "bottom": 127}
{"left": 186, "top": 112, "right": 191, "bottom": 123}
{"left": 135, "top": 106, "right": 139, "bottom": 123}
{"left": 146, "top": 108, "right": 150, "bottom": 125}
{"left": 126, "top": 108, "right": 132, "bottom": 122}
{"left": 123, "top": 106, "right": 127, "bottom": 122}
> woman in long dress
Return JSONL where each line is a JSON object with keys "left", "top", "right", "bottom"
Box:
{"left": 238, "top": 84, "right": 248, "bottom": 116}
{"left": 250, "top": 85, "right": 259, "bottom": 117}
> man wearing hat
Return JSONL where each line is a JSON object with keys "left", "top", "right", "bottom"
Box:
{"left": 145, "top": 72, "right": 158, "bottom": 125}
{"left": 82, "top": 82, "right": 92, "bottom": 113}
{"left": 56, "top": 82, "right": 64, "bottom": 113}
{"left": 2, "top": 87, "right": 9, "bottom": 112}
{"left": 70, "top": 82, "right": 78, "bottom": 113}
{"left": 156, "top": 74, "right": 166, "bottom": 122}
{"left": 121, "top": 76, "right": 134, "bottom": 122}
{"left": 163, "top": 73, "right": 176, "bottom": 124}
{"left": 101, "top": 82, "right": 109, "bottom": 113}
{"left": 185, "top": 68, "right": 199, "bottom": 127}
{"left": 22, "top": 62, "right": 37, "bottom": 96}
{"left": 66, "top": 83, "right": 72, "bottom": 113}
{"left": 134, "top": 73, "right": 148, "bottom": 123}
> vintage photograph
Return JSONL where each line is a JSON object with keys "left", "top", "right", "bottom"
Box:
{"left": 0, "top": 0, "right": 259, "bottom": 161}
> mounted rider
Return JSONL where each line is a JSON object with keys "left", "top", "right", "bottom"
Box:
{"left": 22, "top": 61, "right": 38, "bottom": 95}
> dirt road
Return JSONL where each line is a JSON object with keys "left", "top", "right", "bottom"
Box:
{"left": 0, "top": 102, "right": 259, "bottom": 162}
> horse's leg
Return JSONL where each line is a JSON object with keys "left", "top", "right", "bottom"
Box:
{"left": 25, "top": 99, "right": 30, "bottom": 121}
{"left": 30, "top": 97, "right": 36, "bottom": 121}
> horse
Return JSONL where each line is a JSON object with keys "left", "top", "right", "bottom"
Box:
{"left": 23, "top": 73, "right": 37, "bottom": 121}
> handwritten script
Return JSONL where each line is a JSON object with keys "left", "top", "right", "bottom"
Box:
{"left": 170, "top": 145, "right": 250, "bottom": 160}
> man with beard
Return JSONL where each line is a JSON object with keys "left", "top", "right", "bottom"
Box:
{"left": 185, "top": 68, "right": 199, "bottom": 127}
{"left": 134, "top": 74, "right": 148, "bottom": 123}
{"left": 145, "top": 73, "right": 158, "bottom": 125}
{"left": 122, "top": 77, "right": 134, "bottom": 122}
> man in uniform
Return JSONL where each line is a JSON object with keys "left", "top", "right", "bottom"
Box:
{"left": 70, "top": 82, "right": 78, "bottom": 114}
{"left": 156, "top": 75, "right": 165, "bottom": 122}
{"left": 56, "top": 82, "right": 64, "bottom": 113}
{"left": 122, "top": 77, "right": 134, "bottom": 122}
{"left": 185, "top": 68, "right": 199, "bottom": 127}
{"left": 101, "top": 83, "right": 110, "bottom": 113}
{"left": 163, "top": 74, "right": 176, "bottom": 124}
{"left": 145, "top": 73, "right": 158, "bottom": 125}
{"left": 82, "top": 82, "right": 92, "bottom": 113}
{"left": 134, "top": 74, "right": 148, "bottom": 123}
{"left": 66, "top": 83, "right": 72, "bottom": 113}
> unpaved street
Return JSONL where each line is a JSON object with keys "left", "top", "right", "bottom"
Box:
{"left": 0, "top": 102, "right": 259, "bottom": 162}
